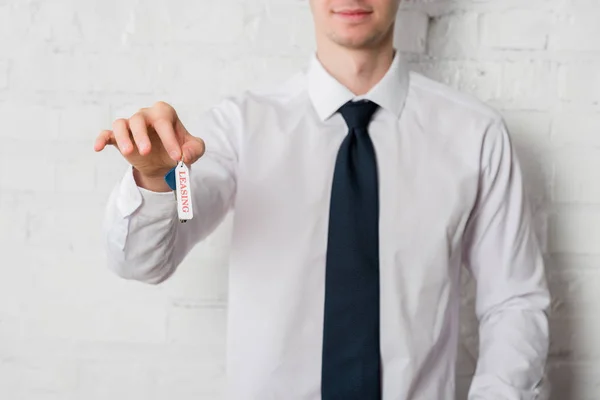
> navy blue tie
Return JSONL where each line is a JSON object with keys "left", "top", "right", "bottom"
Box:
{"left": 322, "top": 99, "right": 381, "bottom": 400}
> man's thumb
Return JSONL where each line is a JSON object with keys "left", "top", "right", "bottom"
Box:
{"left": 181, "top": 136, "right": 205, "bottom": 165}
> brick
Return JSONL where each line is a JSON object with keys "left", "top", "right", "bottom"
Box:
{"left": 215, "top": 55, "right": 308, "bottom": 98}
{"left": 0, "top": 150, "right": 56, "bottom": 192}
{"left": 0, "top": 60, "right": 7, "bottom": 90}
{"left": 0, "top": 358, "right": 79, "bottom": 397}
{"left": 20, "top": 245, "right": 168, "bottom": 343}
{"left": 151, "top": 359, "right": 225, "bottom": 398}
{"left": 167, "top": 0, "right": 246, "bottom": 46}
{"left": 0, "top": 194, "right": 28, "bottom": 246}
{"left": 481, "top": 11, "right": 553, "bottom": 50}
{"left": 549, "top": 210, "right": 600, "bottom": 254}
{"left": 55, "top": 158, "right": 96, "bottom": 194}
{"left": 246, "top": 2, "right": 314, "bottom": 55}
{"left": 546, "top": 256, "right": 600, "bottom": 316}
{"left": 67, "top": 3, "right": 135, "bottom": 51}
{"left": 24, "top": 195, "right": 104, "bottom": 250}
{"left": 10, "top": 49, "right": 172, "bottom": 94}
{"left": 59, "top": 104, "right": 111, "bottom": 141}
{"left": 0, "top": 244, "right": 32, "bottom": 318}
{"left": 550, "top": 7, "right": 600, "bottom": 51}
{"left": 427, "top": 13, "right": 480, "bottom": 57}
{"left": 75, "top": 361, "right": 159, "bottom": 400}
{"left": 553, "top": 148, "right": 600, "bottom": 203}
{"left": 0, "top": 104, "right": 60, "bottom": 140}
{"left": 77, "top": 1, "right": 246, "bottom": 48}
{"left": 9, "top": 49, "right": 84, "bottom": 93}
{"left": 413, "top": 61, "right": 502, "bottom": 102}
{"left": 456, "top": 61, "right": 504, "bottom": 102}
{"left": 501, "top": 60, "right": 559, "bottom": 110}
{"left": 75, "top": 356, "right": 225, "bottom": 400}
{"left": 0, "top": 3, "right": 30, "bottom": 52}
{"left": 93, "top": 152, "right": 131, "bottom": 194}
{"left": 166, "top": 306, "right": 227, "bottom": 348}
{"left": 395, "top": 11, "right": 429, "bottom": 54}
{"left": 27, "top": 1, "right": 83, "bottom": 48}
{"left": 551, "top": 112, "right": 600, "bottom": 147}
{"left": 156, "top": 56, "right": 225, "bottom": 98}
{"left": 502, "top": 111, "right": 552, "bottom": 143}
{"left": 559, "top": 62, "right": 600, "bottom": 104}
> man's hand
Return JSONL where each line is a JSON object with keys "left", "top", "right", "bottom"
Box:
{"left": 94, "top": 101, "right": 205, "bottom": 192}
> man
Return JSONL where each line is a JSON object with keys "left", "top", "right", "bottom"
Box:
{"left": 95, "top": 0, "right": 550, "bottom": 399}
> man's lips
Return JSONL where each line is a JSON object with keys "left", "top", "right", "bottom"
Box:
{"left": 333, "top": 9, "right": 373, "bottom": 21}
{"left": 335, "top": 9, "right": 371, "bottom": 15}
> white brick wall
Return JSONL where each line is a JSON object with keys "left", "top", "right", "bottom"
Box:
{"left": 0, "top": 0, "right": 598, "bottom": 399}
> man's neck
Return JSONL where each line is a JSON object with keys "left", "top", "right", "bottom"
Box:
{"left": 315, "top": 40, "right": 395, "bottom": 96}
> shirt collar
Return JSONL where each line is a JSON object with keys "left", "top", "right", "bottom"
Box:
{"left": 307, "top": 49, "right": 410, "bottom": 122}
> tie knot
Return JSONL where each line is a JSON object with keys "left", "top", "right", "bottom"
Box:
{"left": 338, "top": 100, "right": 379, "bottom": 130}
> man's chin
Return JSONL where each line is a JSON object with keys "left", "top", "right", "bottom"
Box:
{"left": 331, "top": 37, "right": 379, "bottom": 50}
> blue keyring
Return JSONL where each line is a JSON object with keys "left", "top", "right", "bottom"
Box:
{"left": 164, "top": 166, "right": 177, "bottom": 191}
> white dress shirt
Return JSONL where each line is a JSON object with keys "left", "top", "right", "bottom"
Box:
{"left": 103, "top": 50, "right": 550, "bottom": 400}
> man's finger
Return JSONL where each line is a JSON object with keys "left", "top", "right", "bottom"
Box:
{"left": 128, "top": 112, "right": 152, "bottom": 156}
{"left": 94, "top": 130, "right": 116, "bottom": 152}
{"left": 153, "top": 118, "right": 181, "bottom": 161}
{"left": 112, "top": 119, "right": 134, "bottom": 156}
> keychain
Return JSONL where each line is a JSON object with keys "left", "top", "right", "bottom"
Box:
{"left": 164, "top": 155, "right": 193, "bottom": 223}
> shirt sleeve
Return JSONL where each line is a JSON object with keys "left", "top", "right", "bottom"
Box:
{"left": 463, "top": 118, "right": 551, "bottom": 399}
{"left": 102, "top": 98, "right": 241, "bottom": 284}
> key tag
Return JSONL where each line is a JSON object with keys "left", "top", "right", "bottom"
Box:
{"left": 174, "top": 158, "right": 193, "bottom": 223}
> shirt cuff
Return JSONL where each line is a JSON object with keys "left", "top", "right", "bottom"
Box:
{"left": 116, "top": 166, "right": 176, "bottom": 218}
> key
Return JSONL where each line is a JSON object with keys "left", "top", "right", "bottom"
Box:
{"left": 164, "top": 156, "right": 194, "bottom": 223}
